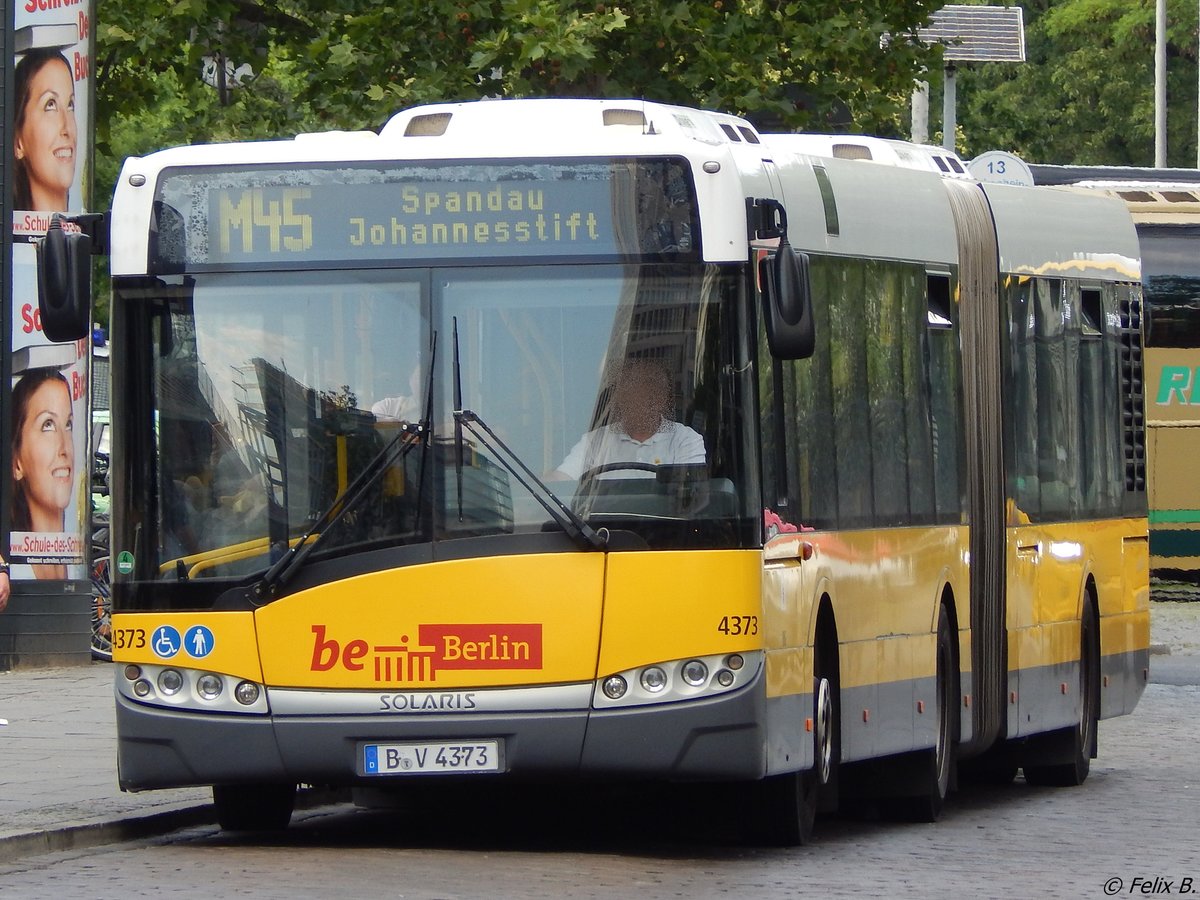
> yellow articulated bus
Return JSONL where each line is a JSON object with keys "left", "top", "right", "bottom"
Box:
{"left": 39, "top": 100, "right": 1148, "bottom": 845}
{"left": 1031, "top": 164, "right": 1200, "bottom": 590}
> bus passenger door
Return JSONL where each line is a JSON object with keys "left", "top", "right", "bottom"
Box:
{"left": 761, "top": 525, "right": 815, "bottom": 774}
{"left": 1006, "top": 511, "right": 1041, "bottom": 737}
{"left": 756, "top": 265, "right": 821, "bottom": 774}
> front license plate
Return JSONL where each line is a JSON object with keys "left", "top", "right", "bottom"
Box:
{"left": 363, "top": 740, "right": 502, "bottom": 775}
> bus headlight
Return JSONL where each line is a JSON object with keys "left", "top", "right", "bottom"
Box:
{"left": 197, "top": 674, "right": 223, "bottom": 700}
{"left": 593, "top": 651, "right": 762, "bottom": 709}
{"left": 681, "top": 660, "right": 708, "bottom": 686}
{"left": 234, "top": 681, "right": 261, "bottom": 706}
{"left": 157, "top": 669, "right": 184, "bottom": 695}
{"left": 640, "top": 666, "right": 668, "bottom": 693}
{"left": 119, "top": 663, "right": 269, "bottom": 715}
{"left": 602, "top": 675, "right": 628, "bottom": 700}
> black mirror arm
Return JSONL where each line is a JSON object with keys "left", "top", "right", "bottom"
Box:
{"left": 44, "top": 211, "right": 110, "bottom": 254}
{"left": 749, "top": 197, "right": 789, "bottom": 243}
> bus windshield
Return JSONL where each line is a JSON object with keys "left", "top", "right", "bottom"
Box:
{"left": 121, "top": 262, "right": 758, "bottom": 581}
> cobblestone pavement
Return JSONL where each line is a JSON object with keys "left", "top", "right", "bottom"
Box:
{"left": 0, "top": 677, "right": 1196, "bottom": 900}
{"left": 0, "top": 665, "right": 210, "bottom": 856}
{"left": 0, "top": 601, "right": 1195, "bottom": 897}
{"left": 1149, "top": 598, "right": 1200, "bottom": 655}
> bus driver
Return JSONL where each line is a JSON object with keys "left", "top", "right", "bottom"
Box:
{"left": 552, "top": 359, "right": 705, "bottom": 480}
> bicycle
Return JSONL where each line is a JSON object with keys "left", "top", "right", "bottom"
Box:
{"left": 90, "top": 516, "right": 112, "bottom": 661}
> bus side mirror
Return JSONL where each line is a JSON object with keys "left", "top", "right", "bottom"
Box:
{"left": 37, "top": 215, "right": 93, "bottom": 343}
{"left": 762, "top": 243, "right": 815, "bottom": 359}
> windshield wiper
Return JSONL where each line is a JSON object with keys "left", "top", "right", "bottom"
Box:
{"left": 413, "top": 332, "right": 438, "bottom": 537}
{"left": 451, "top": 319, "right": 607, "bottom": 551}
{"left": 253, "top": 334, "right": 438, "bottom": 601}
{"left": 251, "top": 421, "right": 425, "bottom": 601}
{"left": 455, "top": 410, "right": 608, "bottom": 551}
{"left": 453, "top": 318, "right": 466, "bottom": 523}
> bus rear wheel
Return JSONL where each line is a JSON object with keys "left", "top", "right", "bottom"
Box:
{"left": 213, "top": 783, "right": 297, "bottom": 832}
{"left": 1024, "top": 603, "right": 1098, "bottom": 787}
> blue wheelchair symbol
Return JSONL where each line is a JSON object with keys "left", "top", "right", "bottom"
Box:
{"left": 152, "top": 625, "right": 181, "bottom": 659}
{"left": 184, "top": 625, "right": 215, "bottom": 659}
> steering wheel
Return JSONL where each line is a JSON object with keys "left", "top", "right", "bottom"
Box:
{"left": 578, "top": 462, "right": 660, "bottom": 482}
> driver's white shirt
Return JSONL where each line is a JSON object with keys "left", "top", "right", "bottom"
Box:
{"left": 555, "top": 419, "right": 705, "bottom": 479}
{"left": 371, "top": 394, "right": 421, "bottom": 422}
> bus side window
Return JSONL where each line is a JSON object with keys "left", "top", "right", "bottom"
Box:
{"left": 1005, "top": 278, "right": 1042, "bottom": 520}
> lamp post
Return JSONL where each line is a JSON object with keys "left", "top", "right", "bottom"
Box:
{"left": 1155, "top": 0, "right": 1167, "bottom": 167}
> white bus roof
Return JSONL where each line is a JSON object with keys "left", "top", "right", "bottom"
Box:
{"left": 108, "top": 99, "right": 1138, "bottom": 283}
{"left": 761, "top": 133, "right": 972, "bottom": 179}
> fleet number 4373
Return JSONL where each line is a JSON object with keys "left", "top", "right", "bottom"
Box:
{"left": 114, "top": 628, "right": 148, "bottom": 650}
{"left": 717, "top": 615, "right": 758, "bottom": 636}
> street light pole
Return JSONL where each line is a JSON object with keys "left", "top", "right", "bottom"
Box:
{"left": 912, "top": 81, "right": 930, "bottom": 145}
{"left": 942, "top": 65, "right": 957, "bottom": 151}
{"left": 1156, "top": 0, "right": 1167, "bottom": 167}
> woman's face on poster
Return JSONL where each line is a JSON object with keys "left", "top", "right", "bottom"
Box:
{"left": 16, "top": 56, "right": 76, "bottom": 210}
{"left": 14, "top": 378, "right": 75, "bottom": 525}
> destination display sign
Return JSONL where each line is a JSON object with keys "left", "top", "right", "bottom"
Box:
{"left": 150, "top": 158, "right": 700, "bottom": 270}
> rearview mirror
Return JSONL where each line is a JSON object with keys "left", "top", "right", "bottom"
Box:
{"left": 761, "top": 244, "right": 815, "bottom": 360}
{"left": 37, "top": 215, "right": 93, "bottom": 342}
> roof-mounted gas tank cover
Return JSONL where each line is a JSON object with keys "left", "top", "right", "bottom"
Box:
{"left": 762, "top": 133, "right": 971, "bottom": 179}
{"left": 379, "top": 98, "right": 763, "bottom": 147}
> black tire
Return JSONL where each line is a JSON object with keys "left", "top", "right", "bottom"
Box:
{"left": 803, "top": 674, "right": 836, "bottom": 822}
{"left": 213, "top": 783, "right": 297, "bottom": 832}
{"left": 932, "top": 608, "right": 958, "bottom": 804}
{"left": 752, "top": 771, "right": 811, "bottom": 847}
{"left": 960, "top": 759, "right": 1019, "bottom": 786}
{"left": 890, "top": 606, "right": 957, "bottom": 822}
{"left": 1024, "top": 603, "right": 1098, "bottom": 787}
{"left": 751, "top": 642, "right": 837, "bottom": 846}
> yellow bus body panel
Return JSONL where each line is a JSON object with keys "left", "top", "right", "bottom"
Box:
{"left": 805, "top": 525, "right": 970, "bottom": 690}
{"left": 1007, "top": 516, "right": 1150, "bottom": 672}
{"left": 762, "top": 535, "right": 815, "bottom": 701}
{"left": 763, "top": 645, "right": 810, "bottom": 700}
{"left": 111, "top": 611, "right": 264, "bottom": 683}
{"left": 598, "top": 550, "right": 762, "bottom": 676}
{"left": 254, "top": 553, "right": 605, "bottom": 689}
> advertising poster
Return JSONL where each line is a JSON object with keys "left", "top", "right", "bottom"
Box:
{"left": 9, "top": 0, "right": 93, "bottom": 581}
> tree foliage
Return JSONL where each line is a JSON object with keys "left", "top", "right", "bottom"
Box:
{"left": 93, "top": 0, "right": 1200, "bottom": 199}
{"left": 95, "top": 0, "right": 943, "bottom": 151}
{"left": 955, "top": 0, "right": 1199, "bottom": 166}
{"left": 90, "top": 0, "right": 947, "bottom": 324}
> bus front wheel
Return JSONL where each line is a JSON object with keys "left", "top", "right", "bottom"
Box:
{"left": 213, "top": 783, "right": 296, "bottom": 832}
{"left": 750, "top": 637, "right": 838, "bottom": 846}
